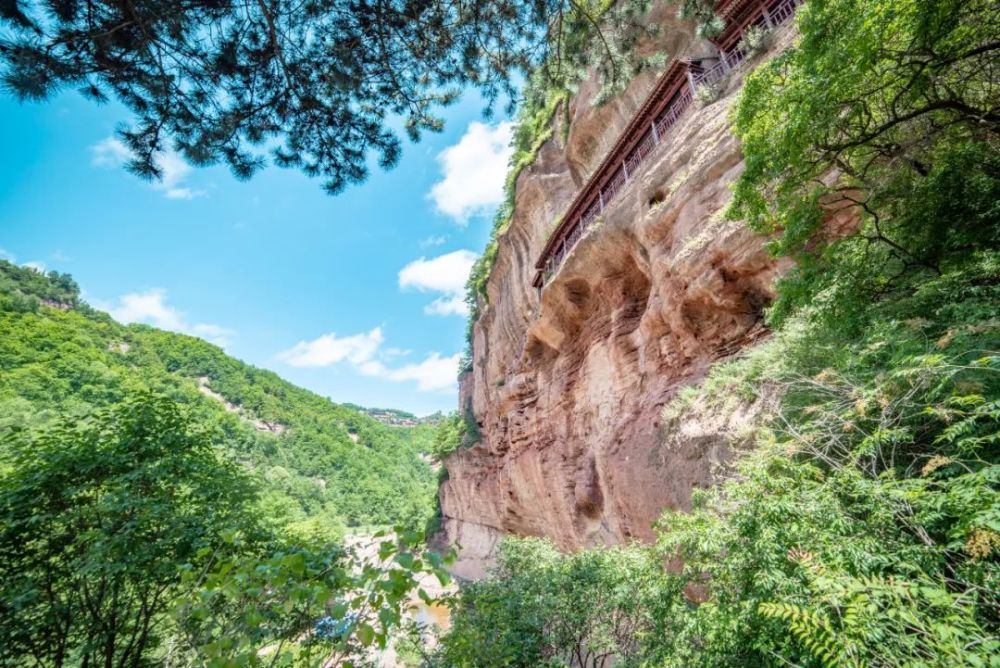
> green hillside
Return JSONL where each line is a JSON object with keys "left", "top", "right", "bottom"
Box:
{"left": 0, "top": 260, "right": 436, "bottom": 534}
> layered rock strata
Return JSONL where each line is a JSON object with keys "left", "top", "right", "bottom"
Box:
{"left": 440, "top": 15, "right": 796, "bottom": 579}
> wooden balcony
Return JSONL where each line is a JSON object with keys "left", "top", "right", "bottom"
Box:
{"left": 531, "top": 0, "right": 801, "bottom": 290}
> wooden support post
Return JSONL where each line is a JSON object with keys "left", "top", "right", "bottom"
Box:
{"left": 651, "top": 121, "right": 659, "bottom": 143}
{"left": 622, "top": 160, "right": 629, "bottom": 182}
{"left": 599, "top": 191, "right": 604, "bottom": 209}
{"left": 762, "top": 4, "right": 775, "bottom": 28}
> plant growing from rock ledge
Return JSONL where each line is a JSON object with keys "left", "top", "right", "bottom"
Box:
{"left": 669, "top": 0, "right": 725, "bottom": 39}
{"left": 695, "top": 81, "right": 722, "bottom": 105}
{"left": 739, "top": 25, "right": 773, "bottom": 57}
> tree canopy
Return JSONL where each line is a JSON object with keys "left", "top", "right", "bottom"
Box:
{"left": 0, "top": 393, "right": 452, "bottom": 667}
{"left": 727, "top": 0, "right": 1000, "bottom": 325}
{"left": 0, "top": 0, "right": 655, "bottom": 194}
{"left": 0, "top": 394, "right": 259, "bottom": 666}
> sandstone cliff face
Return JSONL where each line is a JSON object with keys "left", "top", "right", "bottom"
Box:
{"left": 440, "top": 17, "right": 796, "bottom": 580}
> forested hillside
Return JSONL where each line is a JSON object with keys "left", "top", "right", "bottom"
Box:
{"left": 0, "top": 260, "right": 437, "bottom": 534}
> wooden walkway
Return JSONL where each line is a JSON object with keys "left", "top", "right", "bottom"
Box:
{"left": 532, "top": 0, "right": 801, "bottom": 289}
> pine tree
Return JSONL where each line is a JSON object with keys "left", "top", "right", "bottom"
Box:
{"left": 0, "top": 0, "right": 655, "bottom": 194}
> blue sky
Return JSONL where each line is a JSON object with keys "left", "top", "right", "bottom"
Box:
{"left": 1, "top": 89, "right": 514, "bottom": 415}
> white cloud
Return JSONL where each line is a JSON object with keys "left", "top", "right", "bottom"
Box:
{"left": 155, "top": 151, "right": 206, "bottom": 199}
{"left": 398, "top": 249, "right": 476, "bottom": 317}
{"left": 97, "top": 288, "right": 233, "bottom": 347}
{"left": 90, "top": 136, "right": 206, "bottom": 200}
{"left": 0, "top": 248, "right": 14, "bottom": 262}
{"left": 381, "top": 353, "right": 461, "bottom": 392}
{"left": 276, "top": 328, "right": 458, "bottom": 393}
{"left": 277, "top": 327, "right": 385, "bottom": 368}
{"left": 419, "top": 235, "right": 448, "bottom": 248}
{"left": 22, "top": 261, "right": 46, "bottom": 273}
{"left": 424, "top": 294, "right": 468, "bottom": 316}
{"left": 429, "top": 121, "right": 514, "bottom": 223}
{"left": 91, "top": 137, "right": 131, "bottom": 168}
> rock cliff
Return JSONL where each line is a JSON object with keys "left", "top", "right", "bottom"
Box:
{"left": 440, "top": 13, "right": 797, "bottom": 579}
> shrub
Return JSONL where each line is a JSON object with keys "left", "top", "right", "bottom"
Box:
{"left": 738, "top": 25, "right": 772, "bottom": 56}
{"left": 434, "top": 538, "right": 671, "bottom": 667}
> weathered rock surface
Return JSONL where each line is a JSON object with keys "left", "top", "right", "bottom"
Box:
{"left": 440, "top": 18, "right": 797, "bottom": 580}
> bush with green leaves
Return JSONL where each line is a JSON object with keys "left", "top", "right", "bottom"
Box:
{"left": 173, "top": 529, "right": 453, "bottom": 667}
{"left": 0, "top": 393, "right": 260, "bottom": 667}
{"left": 434, "top": 537, "right": 670, "bottom": 667}
{"left": 728, "top": 0, "right": 1000, "bottom": 327}
{"left": 649, "top": 257, "right": 1000, "bottom": 666}
{"left": 0, "top": 392, "right": 452, "bottom": 667}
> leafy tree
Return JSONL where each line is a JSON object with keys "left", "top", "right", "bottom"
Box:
{"left": 0, "top": 393, "right": 261, "bottom": 667}
{"left": 0, "top": 261, "right": 80, "bottom": 310}
{"left": 435, "top": 537, "right": 669, "bottom": 667}
{"left": 0, "top": 0, "right": 655, "bottom": 194}
{"left": 173, "top": 528, "right": 453, "bottom": 667}
{"left": 0, "top": 390, "right": 453, "bottom": 667}
{"left": 728, "top": 0, "right": 1000, "bottom": 326}
{"left": 650, "top": 258, "right": 1000, "bottom": 667}
{"left": 429, "top": 412, "right": 468, "bottom": 460}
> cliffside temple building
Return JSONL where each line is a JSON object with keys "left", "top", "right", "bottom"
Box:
{"left": 532, "top": 0, "right": 801, "bottom": 290}
{"left": 445, "top": 0, "right": 808, "bottom": 576}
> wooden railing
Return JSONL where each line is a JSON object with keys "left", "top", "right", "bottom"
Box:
{"left": 533, "top": 69, "right": 693, "bottom": 288}
{"left": 693, "top": 0, "right": 799, "bottom": 86}
{"left": 531, "top": 0, "right": 801, "bottom": 289}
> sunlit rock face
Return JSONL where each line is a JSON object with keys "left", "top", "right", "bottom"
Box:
{"left": 439, "top": 15, "right": 797, "bottom": 580}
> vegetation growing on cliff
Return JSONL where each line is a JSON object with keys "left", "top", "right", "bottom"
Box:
{"left": 650, "top": 261, "right": 1000, "bottom": 667}
{"left": 728, "top": 0, "right": 999, "bottom": 326}
{"left": 437, "top": 538, "right": 670, "bottom": 666}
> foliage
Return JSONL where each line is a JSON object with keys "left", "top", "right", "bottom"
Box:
{"left": 173, "top": 529, "right": 452, "bottom": 667}
{"left": 434, "top": 537, "right": 669, "bottom": 667}
{"left": 430, "top": 412, "right": 468, "bottom": 461}
{"left": 0, "top": 259, "right": 438, "bottom": 531}
{"left": 0, "top": 392, "right": 451, "bottom": 667}
{"left": 669, "top": 0, "right": 724, "bottom": 39}
{"left": 0, "top": 0, "right": 655, "bottom": 195}
{"left": 737, "top": 25, "right": 772, "bottom": 56}
{"left": 0, "top": 393, "right": 260, "bottom": 667}
{"left": 694, "top": 80, "right": 721, "bottom": 105}
{"left": 0, "top": 262, "right": 79, "bottom": 310}
{"left": 650, "top": 257, "right": 1000, "bottom": 667}
{"left": 728, "top": 0, "right": 1000, "bottom": 327}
